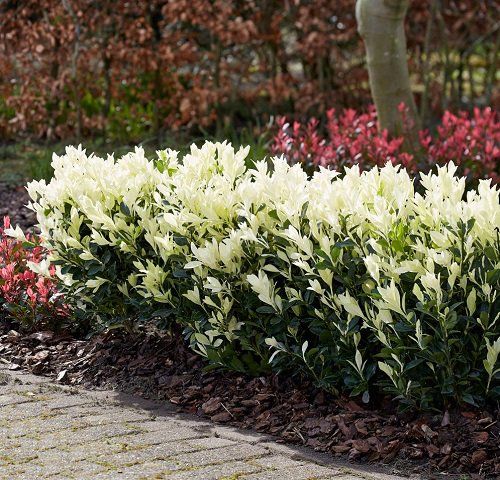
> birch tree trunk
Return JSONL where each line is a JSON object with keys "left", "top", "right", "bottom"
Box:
{"left": 356, "top": 0, "right": 420, "bottom": 138}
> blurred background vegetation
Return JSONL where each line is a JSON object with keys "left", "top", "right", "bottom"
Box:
{"left": 0, "top": 0, "right": 498, "bottom": 182}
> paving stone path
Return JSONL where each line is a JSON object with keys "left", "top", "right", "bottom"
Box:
{"left": 0, "top": 366, "right": 414, "bottom": 480}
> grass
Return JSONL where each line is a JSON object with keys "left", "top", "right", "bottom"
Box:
{"left": 0, "top": 129, "right": 271, "bottom": 184}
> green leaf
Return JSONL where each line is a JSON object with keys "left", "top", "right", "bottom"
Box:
{"left": 334, "top": 239, "right": 355, "bottom": 249}
{"left": 391, "top": 239, "right": 404, "bottom": 253}
{"left": 173, "top": 235, "right": 189, "bottom": 246}
{"left": 256, "top": 306, "right": 275, "bottom": 314}
{"left": 173, "top": 268, "right": 189, "bottom": 278}
{"left": 461, "top": 393, "right": 479, "bottom": 407}
{"left": 87, "top": 264, "right": 103, "bottom": 276}
{"left": 120, "top": 202, "right": 131, "bottom": 216}
{"left": 486, "top": 269, "right": 500, "bottom": 284}
{"left": 194, "top": 333, "right": 210, "bottom": 346}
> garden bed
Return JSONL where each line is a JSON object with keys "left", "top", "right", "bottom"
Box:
{"left": 0, "top": 322, "right": 498, "bottom": 479}
{"left": 0, "top": 182, "right": 36, "bottom": 232}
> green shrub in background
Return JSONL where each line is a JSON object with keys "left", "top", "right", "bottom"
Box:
{"left": 24, "top": 143, "right": 500, "bottom": 409}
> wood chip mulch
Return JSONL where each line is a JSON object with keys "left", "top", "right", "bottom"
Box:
{"left": 0, "top": 325, "right": 498, "bottom": 479}
{"left": 0, "top": 182, "right": 36, "bottom": 232}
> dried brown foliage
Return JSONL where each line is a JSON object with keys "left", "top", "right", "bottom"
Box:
{"left": 0, "top": 0, "right": 497, "bottom": 140}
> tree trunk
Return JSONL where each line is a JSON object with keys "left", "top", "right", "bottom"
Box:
{"left": 420, "top": 0, "right": 438, "bottom": 126}
{"left": 356, "top": 0, "right": 420, "bottom": 138}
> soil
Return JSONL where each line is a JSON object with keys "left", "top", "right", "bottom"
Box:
{"left": 0, "top": 182, "right": 37, "bottom": 232}
{"left": 1, "top": 186, "right": 498, "bottom": 479}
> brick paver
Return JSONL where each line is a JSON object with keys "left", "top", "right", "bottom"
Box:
{"left": 0, "top": 366, "right": 415, "bottom": 480}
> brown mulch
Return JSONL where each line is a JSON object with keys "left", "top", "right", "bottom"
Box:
{"left": 0, "top": 324, "right": 498, "bottom": 479}
{"left": 0, "top": 182, "right": 36, "bottom": 231}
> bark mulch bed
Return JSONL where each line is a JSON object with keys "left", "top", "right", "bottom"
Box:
{"left": 0, "top": 182, "right": 36, "bottom": 232}
{"left": 0, "top": 324, "right": 498, "bottom": 479}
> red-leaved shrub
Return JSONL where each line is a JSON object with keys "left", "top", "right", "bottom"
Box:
{"left": 273, "top": 106, "right": 415, "bottom": 172}
{"left": 0, "top": 216, "right": 68, "bottom": 330}
{"left": 273, "top": 107, "right": 499, "bottom": 183}
{"left": 421, "top": 107, "right": 499, "bottom": 184}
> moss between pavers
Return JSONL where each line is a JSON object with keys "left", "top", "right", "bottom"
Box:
{"left": 218, "top": 473, "right": 247, "bottom": 480}
{"left": 13, "top": 390, "right": 51, "bottom": 401}
{"left": 0, "top": 372, "right": 10, "bottom": 385}
{"left": 0, "top": 453, "right": 39, "bottom": 466}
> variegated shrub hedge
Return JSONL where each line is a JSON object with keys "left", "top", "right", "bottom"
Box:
{"left": 24, "top": 143, "right": 500, "bottom": 409}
